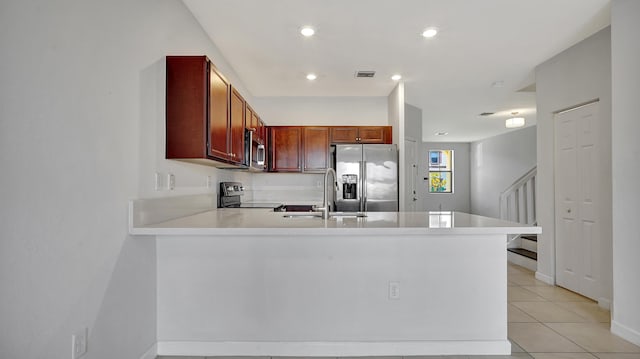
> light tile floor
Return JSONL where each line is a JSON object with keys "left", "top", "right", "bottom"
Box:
{"left": 158, "top": 263, "right": 640, "bottom": 359}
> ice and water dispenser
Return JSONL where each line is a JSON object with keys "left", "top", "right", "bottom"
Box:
{"left": 342, "top": 174, "right": 358, "bottom": 199}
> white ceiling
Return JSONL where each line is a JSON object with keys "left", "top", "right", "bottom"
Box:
{"left": 182, "top": 0, "right": 610, "bottom": 142}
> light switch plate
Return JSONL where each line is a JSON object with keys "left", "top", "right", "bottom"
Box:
{"left": 168, "top": 173, "right": 175, "bottom": 190}
{"left": 389, "top": 281, "right": 400, "bottom": 300}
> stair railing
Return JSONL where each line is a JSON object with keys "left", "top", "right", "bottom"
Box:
{"left": 499, "top": 166, "right": 537, "bottom": 225}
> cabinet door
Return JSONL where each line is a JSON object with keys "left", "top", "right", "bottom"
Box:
{"left": 330, "top": 127, "right": 358, "bottom": 143}
{"left": 270, "top": 127, "right": 302, "bottom": 172}
{"left": 229, "top": 87, "right": 245, "bottom": 164}
{"left": 303, "top": 127, "right": 329, "bottom": 172}
{"left": 358, "top": 126, "right": 390, "bottom": 143}
{"left": 245, "top": 105, "right": 254, "bottom": 131}
{"left": 208, "top": 64, "right": 231, "bottom": 160}
{"left": 166, "top": 56, "right": 208, "bottom": 159}
{"left": 258, "top": 118, "right": 266, "bottom": 143}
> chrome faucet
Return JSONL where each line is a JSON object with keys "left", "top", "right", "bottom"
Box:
{"left": 314, "top": 167, "right": 337, "bottom": 219}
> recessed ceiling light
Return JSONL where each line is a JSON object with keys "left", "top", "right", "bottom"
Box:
{"left": 391, "top": 74, "right": 402, "bottom": 81}
{"left": 422, "top": 28, "right": 438, "bottom": 38}
{"left": 306, "top": 73, "right": 317, "bottom": 80}
{"left": 505, "top": 112, "right": 525, "bottom": 128}
{"left": 300, "top": 26, "right": 315, "bottom": 37}
{"left": 435, "top": 131, "right": 448, "bottom": 136}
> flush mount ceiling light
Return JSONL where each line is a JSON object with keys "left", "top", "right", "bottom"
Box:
{"left": 391, "top": 74, "right": 402, "bottom": 81}
{"left": 306, "top": 73, "right": 317, "bottom": 80}
{"left": 300, "top": 26, "right": 315, "bottom": 37}
{"left": 505, "top": 112, "right": 525, "bottom": 128}
{"left": 422, "top": 28, "right": 438, "bottom": 38}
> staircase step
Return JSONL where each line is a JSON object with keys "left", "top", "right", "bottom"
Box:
{"left": 507, "top": 248, "right": 537, "bottom": 261}
{"left": 521, "top": 234, "right": 537, "bottom": 242}
{"left": 521, "top": 237, "right": 538, "bottom": 252}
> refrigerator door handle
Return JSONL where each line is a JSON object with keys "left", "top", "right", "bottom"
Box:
{"left": 362, "top": 160, "right": 367, "bottom": 211}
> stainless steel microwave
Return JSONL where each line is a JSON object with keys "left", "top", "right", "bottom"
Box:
{"left": 244, "top": 129, "right": 265, "bottom": 171}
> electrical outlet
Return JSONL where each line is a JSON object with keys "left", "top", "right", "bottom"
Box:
{"left": 168, "top": 173, "right": 175, "bottom": 190}
{"left": 206, "top": 175, "right": 214, "bottom": 189}
{"left": 389, "top": 281, "right": 400, "bottom": 300}
{"left": 154, "top": 172, "right": 162, "bottom": 191}
{"left": 71, "top": 327, "right": 88, "bottom": 359}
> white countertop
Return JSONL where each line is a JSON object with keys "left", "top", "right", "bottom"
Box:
{"left": 130, "top": 206, "right": 541, "bottom": 236}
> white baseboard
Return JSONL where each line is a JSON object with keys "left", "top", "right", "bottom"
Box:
{"left": 535, "top": 271, "right": 554, "bottom": 285}
{"left": 598, "top": 297, "right": 611, "bottom": 310}
{"left": 611, "top": 320, "right": 640, "bottom": 347}
{"left": 139, "top": 342, "right": 158, "bottom": 359}
{"left": 156, "top": 340, "right": 511, "bottom": 357}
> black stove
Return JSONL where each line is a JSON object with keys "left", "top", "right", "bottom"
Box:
{"left": 218, "top": 182, "right": 282, "bottom": 209}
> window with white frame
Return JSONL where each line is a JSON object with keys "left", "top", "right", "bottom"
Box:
{"left": 427, "top": 150, "right": 454, "bottom": 193}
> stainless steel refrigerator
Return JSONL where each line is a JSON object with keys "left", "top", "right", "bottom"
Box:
{"left": 334, "top": 144, "right": 398, "bottom": 212}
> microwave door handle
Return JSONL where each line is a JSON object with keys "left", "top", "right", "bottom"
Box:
{"left": 256, "top": 144, "right": 265, "bottom": 166}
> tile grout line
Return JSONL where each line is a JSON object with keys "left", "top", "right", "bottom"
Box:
{"left": 508, "top": 263, "right": 617, "bottom": 358}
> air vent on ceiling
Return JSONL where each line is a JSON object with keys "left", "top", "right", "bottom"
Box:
{"left": 517, "top": 83, "right": 537, "bottom": 92}
{"left": 355, "top": 71, "right": 376, "bottom": 78}
{"left": 479, "top": 112, "right": 495, "bottom": 116}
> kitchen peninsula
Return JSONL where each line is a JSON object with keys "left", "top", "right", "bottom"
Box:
{"left": 130, "top": 195, "right": 540, "bottom": 357}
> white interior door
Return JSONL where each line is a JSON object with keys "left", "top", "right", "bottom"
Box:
{"left": 554, "top": 101, "right": 601, "bottom": 300}
{"left": 404, "top": 138, "right": 418, "bottom": 211}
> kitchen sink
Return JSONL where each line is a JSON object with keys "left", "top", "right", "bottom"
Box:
{"left": 282, "top": 214, "right": 322, "bottom": 219}
{"left": 329, "top": 212, "right": 367, "bottom": 218}
{"left": 274, "top": 204, "right": 315, "bottom": 212}
{"left": 282, "top": 212, "right": 367, "bottom": 219}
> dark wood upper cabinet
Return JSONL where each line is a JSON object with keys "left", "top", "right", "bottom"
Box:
{"left": 269, "top": 125, "right": 391, "bottom": 172}
{"left": 330, "top": 126, "right": 392, "bottom": 144}
{"left": 208, "top": 62, "right": 231, "bottom": 161}
{"left": 269, "top": 127, "right": 302, "bottom": 172}
{"left": 166, "top": 56, "right": 254, "bottom": 167}
{"left": 245, "top": 104, "right": 266, "bottom": 144}
{"left": 257, "top": 118, "right": 266, "bottom": 144}
{"left": 166, "top": 56, "right": 210, "bottom": 159}
{"left": 358, "top": 126, "right": 391, "bottom": 143}
{"left": 303, "top": 127, "right": 329, "bottom": 172}
{"left": 268, "top": 126, "right": 329, "bottom": 173}
{"left": 329, "top": 127, "right": 359, "bottom": 144}
{"left": 229, "top": 87, "right": 246, "bottom": 164}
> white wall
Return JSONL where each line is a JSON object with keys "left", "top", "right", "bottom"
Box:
{"left": 535, "top": 28, "right": 612, "bottom": 298}
{"left": 404, "top": 104, "right": 423, "bottom": 141}
{"left": 388, "top": 84, "right": 405, "bottom": 210}
{"left": 420, "top": 143, "right": 471, "bottom": 212}
{"left": 251, "top": 96, "right": 388, "bottom": 126}
{"left": 470, "top": 126, "right": 537, "bottom": 218}
{"left": 0, "top": 0, "right": 250, "bottom": 358}
{"left": 404, "top": 104, "right": 423, "bottom": 211}
{"left": 611, "top": 0, "right": 640, "bottom": 345}
{"left": 249, "top": 172, "right": 324, "bottom": 205}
